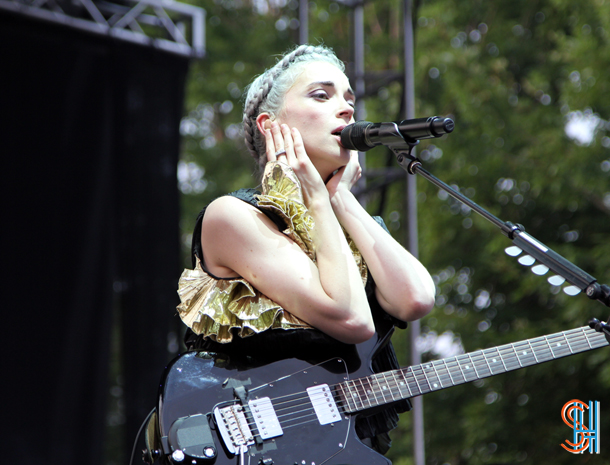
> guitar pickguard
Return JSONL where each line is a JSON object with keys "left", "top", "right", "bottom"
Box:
{"left": 157, "top": 351, "right": 391, "bottom": 465}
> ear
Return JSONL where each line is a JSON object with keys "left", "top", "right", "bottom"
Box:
{"left": 256, "top": 112, "right": 273, "bottom": 134}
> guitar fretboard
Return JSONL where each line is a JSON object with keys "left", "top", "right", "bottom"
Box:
{"left": 337, "top": 326, "right": 608, "bottom": 413}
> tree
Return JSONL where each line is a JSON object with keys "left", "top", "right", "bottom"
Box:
{"left": 388, "top": 1, "right": 610, "bottom": 464}
{"left": 175, "top": 1, "right": 610, "bottom": 464}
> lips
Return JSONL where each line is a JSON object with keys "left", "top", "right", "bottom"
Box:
{"left": 331, "top": 125, "right": 346, "bottom": 136}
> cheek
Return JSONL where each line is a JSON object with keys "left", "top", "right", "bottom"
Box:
{"left": 298, "top": 109, "right": 324, "bottom": 132}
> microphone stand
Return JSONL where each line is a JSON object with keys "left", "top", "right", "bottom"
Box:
{"left": 388, "top": 140, "right": 610, "bottom": 340}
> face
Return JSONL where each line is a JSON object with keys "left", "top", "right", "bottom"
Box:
{"left": 276, "top": 61, "right": 356, "bottom": 177}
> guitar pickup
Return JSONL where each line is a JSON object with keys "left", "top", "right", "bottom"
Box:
{"left": 248, "top": 397, "right": 283, "bottom": 440}
{"left": 307, "top": 384, "right": 342, "bottom": 425}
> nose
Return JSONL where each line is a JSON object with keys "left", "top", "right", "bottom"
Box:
{"left": 338, "top": 101, "right": 355, "bottom": 121}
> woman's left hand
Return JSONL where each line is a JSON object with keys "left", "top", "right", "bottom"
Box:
{"left": 325, "top": 150, "right": 361, "bottom": 198}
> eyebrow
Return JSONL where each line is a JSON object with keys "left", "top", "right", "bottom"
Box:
{"left": 309, "top": 81, "right": 356, "bottom": 99}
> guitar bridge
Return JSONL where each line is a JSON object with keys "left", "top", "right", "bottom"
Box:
{"left": 213, "top": 397, "right": 284, "bottom": 455}
{"left": 213, "top": 404, "right": 255, "bottom": 455}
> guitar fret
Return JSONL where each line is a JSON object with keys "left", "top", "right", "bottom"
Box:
{"left": 440, "top": 359, "right": 457, "bottom": 386}
{"left": 430, "top": 361, "right": 445, "bottom": 389}
{"left": 381, "top": 372, "right": 399, "bottom": 402}
{"left": 391, "top": 371, "right": 408, "bottom": 399}
{"left": 433, "top": 360, "right": 450, "bottom": 387}
{"left": 391, "top": 372, "right": 404, "bottom": 399}
{"left": 481, "top": 349, "right": 494, "bottom": 375}
{"left": 442, "top": 360, "right": 457, "bottom": 386}
{"left": 543, "top": 336, "right": 555, "bottom": 358}
{"left": 419, "top": 363, "right": 439, "bottom": 391}
{"left": 348, "top": 380, "right": 364, "bottom": 411}
{"left": 483, "top": 347, "right": 506, "bottom": 374}
{"left": 420, "top": 364, "right": 433, "bottom": 392}
{"left": 582, "top": 327, "right": 594, "bottom": 349}
{"left": 372, "top": 374, "right": 390, "bottom": 405}
{"left": 456, "top": 353, "right": 477, "bottom": 382}
{"left": 411, "top": 368, "right": 426, "bottom": 394}
{"left": 445, "top": 358, "right": 465, "bottom": 385}
{"left": 526, "top": 339, "right": 540, "bottom": 364}
{"left": 402, "top": 367, "right": 416, "bottom": 395}
{"left": 338, "top": 383, "right": 354, "bottom": 413}
{"left": 331, "top": 326, "right": 607, "bottom": 417}
{"left": 420, "top": 365, "right": 432, "bottom": 393}
{"left": 358, "top": 378, "right": 374, "bottom": 408}
{"left": 496, "top": 345, "right": 516, "bottom": 371}
{"left": 472, "top": 351, "right": 488, "bottom": 377}
{"left": 537, "top": 336, "right": 555, "bottom": 361}
{"left": 497, "top": 347, "right": 510, "bottom": 372}
{"left": 570, "top": 330, "right": 589, "bottom": 352}
{"left": 405, "top": 366, "right": 423, "bottom": 396}
{"left": 547, "top": 333, "right": 571, "bottom": 358}
{"left": 510, "top": 343, "right": 524, "bottom": 368}
{"left": 563, "top": 332, "right": 575, "bottom": 354}
{"left": 513, "top": 340, "right": 536, "bottom": 367}
{"left": 471, "top": 351, "right": 490, "bottom": 378}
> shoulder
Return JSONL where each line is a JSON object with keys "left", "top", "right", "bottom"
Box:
{"left": 203, "top": 195, "right": 261, "bottom": 228}
{"left": 202, "top": 194, "right": 283, "bottom": 243}
{"left": 200, "top": 195, "right": 281, "bottom": 277}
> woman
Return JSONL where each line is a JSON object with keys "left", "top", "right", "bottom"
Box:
{"left": 177, "top": 44, "right": 435, "bottom": 456}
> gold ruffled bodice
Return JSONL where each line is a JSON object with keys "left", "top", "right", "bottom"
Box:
{"left": 176, "top": 161, "right": 367, "bottom": 343}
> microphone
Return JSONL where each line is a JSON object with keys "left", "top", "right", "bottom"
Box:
{"left": 341, "top": 116, "right": 454, "bottom": 152}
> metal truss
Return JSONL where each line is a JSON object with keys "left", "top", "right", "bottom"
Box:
{"left": 0, "top": 0, "right": 205, "bottom": 58}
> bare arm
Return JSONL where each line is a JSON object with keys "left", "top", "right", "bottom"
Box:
{"left": 327, "top": 153, "right": 436, "bottom": 322}
{"left": 201, "top": 124, "right": 374, "bottom": 344}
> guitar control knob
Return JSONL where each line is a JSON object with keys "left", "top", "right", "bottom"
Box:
{"left": 171, "top": 450, "right": 185, "bottom": 462}
{"left": 203, "top": 447, "right": 216, "bottom": 458}
{"left": 258, "top": 458, "right": 274, "bottom": 465}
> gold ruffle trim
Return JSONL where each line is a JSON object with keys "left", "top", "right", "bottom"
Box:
{"left": 255, "top": 161, "right": 316, "bottom": 261}
{"left": 176, "top": 160, "right": 367, "bottom": 343}
{"left": 177, "top": 257, "right": 311, "bottom": 343}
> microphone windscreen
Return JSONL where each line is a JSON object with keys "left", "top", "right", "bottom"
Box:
{"left": 341, "top": 121, "right": 373, "bottom": 151}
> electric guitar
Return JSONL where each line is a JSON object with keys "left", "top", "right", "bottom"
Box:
{"left": 151, "top": 324, "right": 608, "bottom": 465}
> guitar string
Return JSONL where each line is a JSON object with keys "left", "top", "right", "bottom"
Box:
{"left": 234, "top": 327, "right": 605, "bottom": 432}
{"left": 248, "top": 329, "right": 605, "bottom": 430}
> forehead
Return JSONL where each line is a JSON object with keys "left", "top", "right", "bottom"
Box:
{"left": 291, "top": 61, "right": 351, "bottom": 90}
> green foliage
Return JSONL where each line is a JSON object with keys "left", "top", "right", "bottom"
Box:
{"left": 178, "top": 0, "right": 610, "bottom": 463}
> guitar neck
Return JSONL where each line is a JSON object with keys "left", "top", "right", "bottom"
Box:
{"left": 338, "top": 326, "right": 608, "bottom": 413}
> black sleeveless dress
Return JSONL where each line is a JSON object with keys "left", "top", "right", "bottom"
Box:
{"left": 183, "top": 187, "right": 412, "bottom": 454}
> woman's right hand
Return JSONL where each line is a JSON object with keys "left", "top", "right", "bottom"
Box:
{"left": 264, "top": 122, "right": 327, "bottom": 208}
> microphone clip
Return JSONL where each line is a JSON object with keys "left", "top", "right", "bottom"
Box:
{"left": 385, "top": 136, "right": 421, "bottom": 174}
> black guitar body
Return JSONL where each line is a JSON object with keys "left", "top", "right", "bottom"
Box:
{"left": 156, "top": 325, "right": 396, "bottom": 465}
{"left": 154, "top": 317, "right": 610, "bottom": 465}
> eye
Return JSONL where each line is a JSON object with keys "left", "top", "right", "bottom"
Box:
{"left": 312, "top": 91, "right": 329, "bottom": 100}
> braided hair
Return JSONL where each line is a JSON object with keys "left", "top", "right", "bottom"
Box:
{"left": 243, "top": 44, "right": 345, "bottom": 173}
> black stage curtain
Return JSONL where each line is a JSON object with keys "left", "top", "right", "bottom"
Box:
{"left": 1, "top": 11, "right": 187, "bottom": 465}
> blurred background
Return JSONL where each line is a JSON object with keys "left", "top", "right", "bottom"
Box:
{"left": 2, "top": 1, "right": 610, "bottom": 464}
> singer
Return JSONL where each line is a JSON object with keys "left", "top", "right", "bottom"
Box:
{"left": 173, "top": 44, "right": 435, "bottom": 462}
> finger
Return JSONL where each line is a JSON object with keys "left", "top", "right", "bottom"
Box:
{"left": 280, "top": 124, "right": 296, "bottom": 164}
{"left": 290, "top": 127, "right": 306, "bottom": 161}
{"left": 264, "top": 128, "right": 277, "bottom": 162}
{"left": 270, "top": 122, "right": 285, "bottom": 152}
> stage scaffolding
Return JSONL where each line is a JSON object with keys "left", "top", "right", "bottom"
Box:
{"left": 0, "top": 0, "right": 205, "bottom": 58}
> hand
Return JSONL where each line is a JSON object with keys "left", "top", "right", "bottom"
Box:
{"left": 326, "top": 150, "right": 362, "bottom": 198}
{"left": 264, "top": 122, "right": 327, "bottom": 207}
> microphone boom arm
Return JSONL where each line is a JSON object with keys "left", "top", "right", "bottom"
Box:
{"left": 389, "top": 144, "right": 610, "bottom": 308}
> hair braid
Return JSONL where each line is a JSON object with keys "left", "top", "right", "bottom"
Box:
{"left": 243, "top": 44, "right": 345, "bottom": 173}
